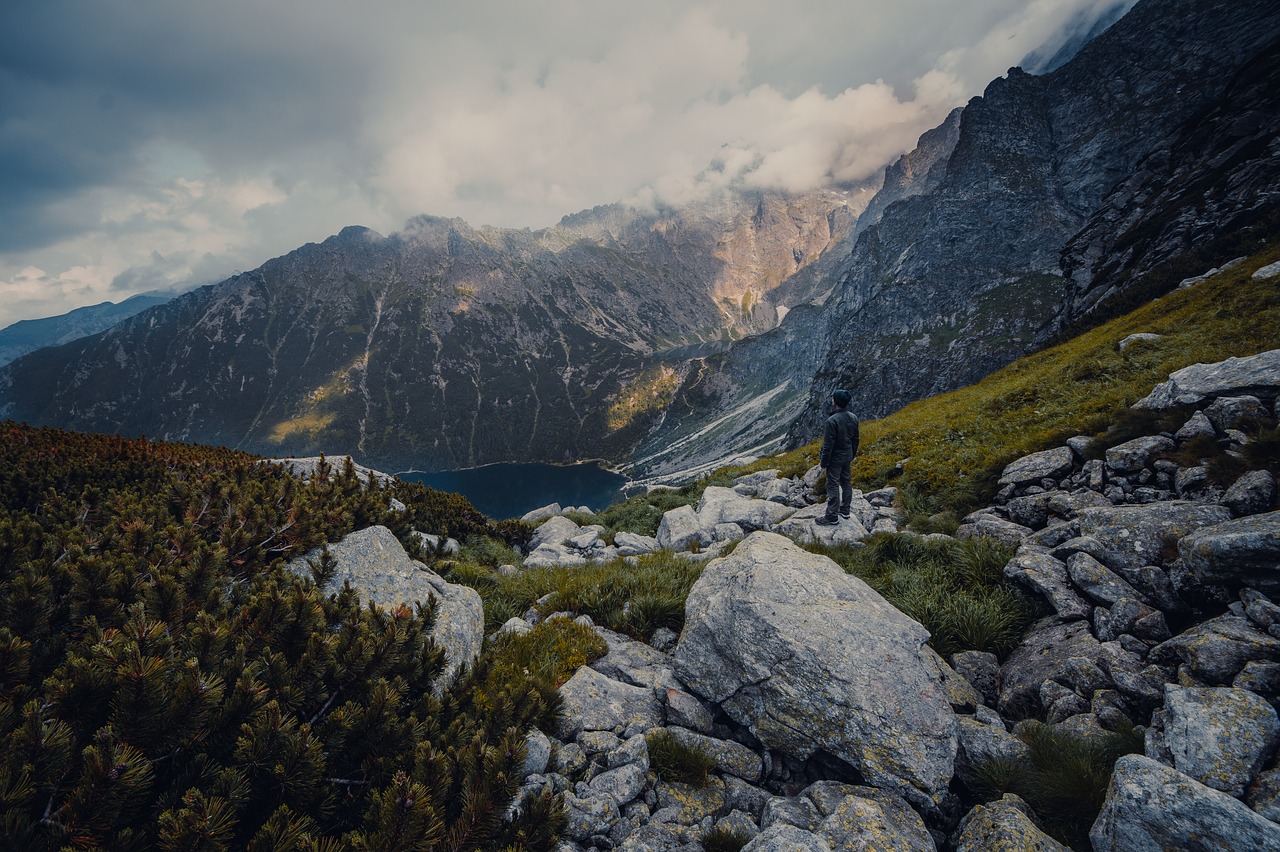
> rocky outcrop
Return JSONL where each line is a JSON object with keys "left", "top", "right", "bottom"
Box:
{"left": 286, "top": 525, "right": 483, "bottom": 691}
{"left": 673, "top": 532, "right": 957, "bottom": 809}
{"left": 1091, "top": 755, "right": 1280, "bottom": 850}
{"left": 1134, "top": 348, "right": 1280, "bottom": 410}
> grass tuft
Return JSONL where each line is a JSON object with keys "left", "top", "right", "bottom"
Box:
{"left": 646, "top": 730, "right": 717, "bottom": 787}
{"left": 701, "top": 824, "right": 752, "bottom": 852}
{"left": 810, "top": 533, "right": 1034, "bottom": 658}
{"left": 971, "top": 720, "right": 1144, "bottom": 849}
{"left": 487, "top": 618, "right": 607, "bottom": 689}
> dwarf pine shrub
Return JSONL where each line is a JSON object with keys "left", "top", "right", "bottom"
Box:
{"left": 0, "top": 422, "right": 563, "bottom": 849}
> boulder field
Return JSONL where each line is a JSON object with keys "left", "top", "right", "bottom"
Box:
{"left": 290, "top": 347, "right": 1280, "bottom": 850}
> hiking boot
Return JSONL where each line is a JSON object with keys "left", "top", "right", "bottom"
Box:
{"left": 815, "top": 516, "right": 840, "bottom": 526}
{"left": 839, "top": 510, "right": 851, "bottom": 519}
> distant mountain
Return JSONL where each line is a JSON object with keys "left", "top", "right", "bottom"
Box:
{"left": 0, "top": 293, "right": 173, "bottom": 367}
{"left": 627, "top": 0, "right": 1280, "bottom": 481}
{"left": 0, "top": 189, "right": 862, "bottom": 471}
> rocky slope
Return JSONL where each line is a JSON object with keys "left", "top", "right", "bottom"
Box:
{"left": 309, "top": 344, "right": 1280, "bottom": 850}
{"left": 0, "top": 189, "right": 858, "bottom": 471}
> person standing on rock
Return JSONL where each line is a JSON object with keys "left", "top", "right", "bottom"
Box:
{"left": 816, "top": 389, "right": 860, "bottom": 526}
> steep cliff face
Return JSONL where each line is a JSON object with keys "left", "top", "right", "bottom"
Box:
{"left": 784, "top": 0, "right": 1280, "bottom": 445}
{"left": 1054, "top": 40, "right": 1280, "bottom": 330}
{"left": 0, "top": 190, "right": 855, "bottom": 471}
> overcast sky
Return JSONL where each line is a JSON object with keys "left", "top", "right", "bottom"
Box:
{"left": 0, "top": 0, "right": 1132, "bottom": 327}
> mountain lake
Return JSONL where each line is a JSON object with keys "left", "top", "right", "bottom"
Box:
{"left": 397, "top": 461, "right": 628, "bottom": 520}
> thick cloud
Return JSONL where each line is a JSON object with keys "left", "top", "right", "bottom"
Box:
{"left": 0, "top": 0, "right": 1133, "bottom": 327}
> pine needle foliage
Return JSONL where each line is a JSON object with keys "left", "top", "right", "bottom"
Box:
{"left": 0, "top": 423, "right": 560, "bottom": 850}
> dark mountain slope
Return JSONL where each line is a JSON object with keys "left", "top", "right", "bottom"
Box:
{"left": 0, "top": 191, "right": 856, "bottom": 471}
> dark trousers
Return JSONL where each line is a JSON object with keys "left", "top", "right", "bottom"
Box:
{"left": 825, "top": 463, "right": 852, "bottom": 519}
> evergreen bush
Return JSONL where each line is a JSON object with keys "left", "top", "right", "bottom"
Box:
{"left": 0, "top": 423, "right": 563, "bottom": 849}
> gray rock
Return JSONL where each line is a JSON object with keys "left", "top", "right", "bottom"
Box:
{"left": 563, "top": 791, "right": 621, "bottom": 843}
{"left": 1247, "top": 768, "right": 1280, "bottom": 822}
{"left": 657, "top": 505, "right": 711, "bottom": 552}
{"left": 1004, "top": 494, "right": 1051, "bottom": 529}
{"left": 1118, "top": 332, "right": 1162, "bottom": 351}
{"left": 998, "top": 447, "right": 1075, "bottom": 487}
{"left": 1162, "top": 685, "right": 1280, "bottom": 797}
{"left": 650, "top": 627, "right": 679, "bottom": 653}
{"left": 286, "top": 525, "right": 482, "bottom": 693}
{"left": 723, "top": 775, "right": 772, "bottom": 821}
{"left": 498, "top": 616, "right": 533, "bottom": 636}
{"left": 615, "top": 823, "right": 682, "bottom": 852}
{"left": 557, "top": 666, "right": 664, "bottom": 740}
{"left": 953, "top": 794, "right": 1069, "bottom": 851}
{"left": 1178, "top": 510, "right": 1280, "bottom": 595}
{"left": 522, "top": 502, "right": 564, "bottom": 523}
{"left": 697, "top": 487, "right": 795, "bottom": 531}
{"left": 950, "top": 651, "right": 1000, "bottom": 706}
{"left": 664, "top": 688, "right": 714, "bottom": 734}
{"left": 1066, "top": 435, "right": 1096, "bottom": 457}
{"left": 815, "top": 786, "right": 934, "bottom": 852}
{"left": 1175, "top": 410, "right": 1218, "bottom": 442}
{"left": 1105, "top": 435, "right": 1175, "bottom": 474}
{"left": 955, "top": 715, "right": 1031, "bottom": 789}
{"left": 1149, "top": 615, "right": 1280, "bottom": 685}
{"left": 1204, "top": 395, "right": 1268, "bottom": 432}
{"left": 589, "top": 763, "right": 648, "bottom": 807}
{"left": 1027, "top": 521, "right": 1081, "bottom": 548}
{"left": 524, "top": 729, "right": 552, "bottom": 777}
{"left": 414, "top": 530, "right": 461, "bottom": 556}
{"left": 664, "top": 726, "right": 762, "bottom": 783}
{"left": 615, "top": 531, "right": 660, "bottom": 556}
{"left": 1174, "top": 464, "right": 1211, "bottom": 497}
{"left": 1134, "top": 348, "right": 1280, "bottom": 409}
{"left": 1253, "top": 261, "right": 1280, "bottom": 280}
{"left": 956, "top": 515, "right": 1034, "bottom": 546}
{"left": 654, "top": 777, "right": 726, "bottom": 825}
{"left": 531, "top": 515, "right": 583, "bottom": 549}
{"left": 1091, "top": 754, "right": 1280, "bottom": 850}
{"left": 1046, "top": 489, "right": 1112, "bottom": 518}
{"left": 592, "top": 627, "right": 681, "bottom": 691}
{"left": 998, "top": 618, "right": 1102, "bottom": 717}
{"left": 1066, "top": 552, "right": 1148, "bottom": 607}
{"left": 1076, "top": 502, "right": 1233, "bottom": 570}
{"left": 1223, "top": 470, "right": 1277, "bottom": 518}
{"left": 772, "top": 502, "right": 870, "bottom": 545}
{"left": 673, "top": 532, "right": 957, "bottom": 809}
{"left": 741, "top": 823, "right": 833, "bottom": 852}
{"left": 607, "top": 733, "right": 651, "bottom": 773}
{"left": 760, "top": 796, "right": 821, "bottom": 831}
{"left": 1003, "top": 551, "right": 1091, "bottom": 620}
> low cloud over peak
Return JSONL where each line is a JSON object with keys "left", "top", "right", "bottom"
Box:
{"left": 0, "top": 0, "right": 1133, "bottom": 327}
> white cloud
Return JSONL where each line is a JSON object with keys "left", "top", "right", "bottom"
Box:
{"left": 0, "top": 0, "right": 1129, "bottom": 328}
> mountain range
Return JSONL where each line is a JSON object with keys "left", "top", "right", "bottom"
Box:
{"left": 2, "top": 0, "right": 1278, "bottom": 480}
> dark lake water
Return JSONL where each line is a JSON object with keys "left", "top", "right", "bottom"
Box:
{"left": 397, "top": 461, "right": 628, "bottom": 520}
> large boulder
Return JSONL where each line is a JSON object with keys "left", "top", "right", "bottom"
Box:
{"left": 814, "top": 786, "right": 934, "bottom": 852}
{"left": 673, "top": 532, "right": 957, "bottom": 809}
{"left": 998, "top": 447, "right": 1075, "bottom": 488}
{"left": 1090, "top": 755, "right": 1280, "bottom": 850}
{"left": 1149, "top": 615, "right": 1280, "bottom": 685}
{"left": 697, "top": 486, "right": 796, "bottom": 531}
{"left": 1178, "top": 510, "right": 1280, "bottom": 596}
{"left": 1157, "top": 685, "right": 1280, "bottom": 797}
{"left": 1133, "top": 349, "right": 1280, "bottom": 409}
{"left": 656, "top": 504, "right": 711, "bottom": 552}
{"left": 1003, "top": 551, "right": 1091, "bottom": 620}
{"left": 997, "top": 618, "right": 1101, "bottom": 718}
{"left": 1075, "top": 503, "right": 1233, "bottom": 571}
{"left": 953, "top": 795, "right": 1069, "bottom": 852}
{"left": 287, "top": 525, "right": 482, "bottom": 692}
{"left": 557, "top": 666, "right": 663, "bottom": 740}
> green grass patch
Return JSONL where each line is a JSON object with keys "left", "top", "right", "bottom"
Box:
{"left": 445, "top": 551, "right": 704, "bottom": 637}
{"left": 710, "top": 247, "right": 1280, "bottom": 519}
{"left": 487, "top": 618, "right": 607, "bottom": 689}
{"left": 646, "top": 730, "right": 717, "bottom": 787}
{"left": 971, "top": 720, "right": 1144, "bottom": 849}
{"left": 809, "top": 533, "right": 1036, "bottom": 658}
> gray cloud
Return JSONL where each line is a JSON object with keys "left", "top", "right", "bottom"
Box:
{"left": 0, "top": 0, "right": 1130, "bottom": 327}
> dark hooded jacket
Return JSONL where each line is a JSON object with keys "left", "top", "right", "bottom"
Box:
{"left": 820, "top": 409, "right": 860, "bottom": 467}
